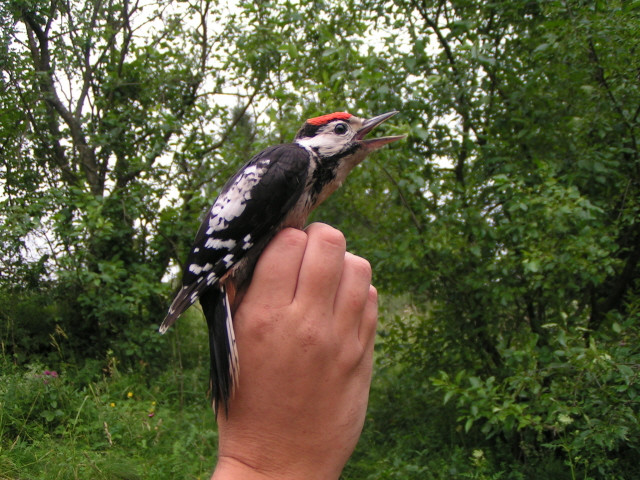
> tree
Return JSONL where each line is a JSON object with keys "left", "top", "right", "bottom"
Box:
{"left": 0, "top": 0, "right": 268, "bottom": 361}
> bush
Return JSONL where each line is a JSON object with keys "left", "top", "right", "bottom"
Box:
{"left": 431, "top": 321, "right": 640, "bottom": 479}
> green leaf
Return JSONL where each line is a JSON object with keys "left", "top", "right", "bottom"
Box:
{"left": 444, "top": 390, "right": 455, "bottom": 405}
{"left": 465, "top": 418, "right": 474, "bottom": 433}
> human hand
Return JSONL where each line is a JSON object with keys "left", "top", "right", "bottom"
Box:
{"left": 211, "top": 223, "right": 378, "bottom": 480}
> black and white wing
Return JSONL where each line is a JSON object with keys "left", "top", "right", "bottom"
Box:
{"left": 159, "top": 143, "right": 310, "bottom": 333}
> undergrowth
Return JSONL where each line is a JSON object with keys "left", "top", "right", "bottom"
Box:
{"left": 0, "top": 311, "right": 217, "bottom": 480}
{"left": 2, "top": 298, "right": 638, "bottom": 479}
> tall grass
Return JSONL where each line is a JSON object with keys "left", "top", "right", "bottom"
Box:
{"left": 1, "top": 313, "right": 218, "bottom": 480}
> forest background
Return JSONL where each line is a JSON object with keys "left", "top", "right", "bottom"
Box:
{"left": 1, "top": 0, "right": 639, "bottom": 478}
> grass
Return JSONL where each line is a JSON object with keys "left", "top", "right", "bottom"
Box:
{"left": 0, "top": 358, "right": 218, "bottom": 480}
{"left": 0, "top": 354, "right": 569, "bottom": 480}
{"left": 0, "top": 310, "right": 219, "bottom": 480}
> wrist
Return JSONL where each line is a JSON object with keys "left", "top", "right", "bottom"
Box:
{"left": 211, "top": 456, "right": 276, "bottom": 480}
{"left": 211, "top": 454, "right": 341, "bottom": 480}
{"left": 212, "top": 455, "right": 314, "bottom": 480}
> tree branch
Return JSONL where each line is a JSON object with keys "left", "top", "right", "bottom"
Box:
{"left": 201, "top": 89, "right": 260, "bottom": 155}
{"left": 410, "top": 0, "right": 477, "bottom": 191}
{"left": 20, "top": 8, "right": 102, "bottom": 195}
{"left": 374, "top": 159, "right": 424, "bottom": 235}
{"left": 588, "top": 37, "right": 638, "bottom": 159}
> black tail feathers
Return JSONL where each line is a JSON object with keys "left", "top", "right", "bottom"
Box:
{"left": 199, "top": 285, "right": 239, "bottom": 417}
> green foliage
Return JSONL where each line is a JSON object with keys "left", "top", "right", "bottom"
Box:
{"left": 432, "top": 321, "right": 640, "bottom": 478}
{"left": 0, "top": 313, "right": 215, "bottom": 480}
{"left": 352, "top": 302, "right": 640, "bottom": 479}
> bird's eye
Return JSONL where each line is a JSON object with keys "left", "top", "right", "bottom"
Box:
{"left": 334, "top": 123, "right": 348, "bottom": 135}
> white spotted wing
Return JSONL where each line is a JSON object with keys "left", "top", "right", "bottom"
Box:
{"left": 159, "top": 143, "right": 310, "bottom": 333}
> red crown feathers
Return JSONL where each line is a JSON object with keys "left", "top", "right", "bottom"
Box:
{"left": 306, "top": 112, "right": 352, "bottom": 125}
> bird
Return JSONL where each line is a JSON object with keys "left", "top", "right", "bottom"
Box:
{"left": 159, "top": 110, "right": 404, "bottom": 415}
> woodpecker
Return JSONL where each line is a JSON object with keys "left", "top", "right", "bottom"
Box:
{"left": 159, "top": 111, "right": 404, "bottom": 414}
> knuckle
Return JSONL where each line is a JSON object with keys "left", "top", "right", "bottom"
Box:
{"left": 277, "top": 227, "right": 307, "bottom": 248}
{"left": 345, "top": 253, "right": 372, "bottom": 282}
{"left": 365, "top": 286, "right": 379, "bottom": 324}
{"left": 337, "top": 341, "right": 365, "bottom": 370}
{"left": 305, "top": 223, "right": 346, "bottom": 250}
{"left": 320, "top": 226, "right": 346, "bottom": 250}
{"left": 364, "top": 304, "right": 378, "bottom": 329}
{"left": 238, "top": 305, "right": 279, "bottom": 341}
{"left": 369, "top": 285, "right": 378, "bottom": 305}
{"left": 346, "top": 294, "right": 365, "bottom": 312}
{"left": 352, "top": 256, "right": 372, "bottom": 278}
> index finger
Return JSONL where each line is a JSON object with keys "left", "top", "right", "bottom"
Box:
{"left": 242, "top": 228, "right": 308, "bottom": 308}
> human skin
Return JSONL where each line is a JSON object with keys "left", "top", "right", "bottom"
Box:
{"left": 211, "top": 223, "right": 378, "bottom": 480}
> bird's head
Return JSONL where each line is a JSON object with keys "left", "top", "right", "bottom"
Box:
{"left": 294, "top": 111, "right": 405, "bottom": 164}
{"left": 292, "top": 110, "right": 405, "bottom": 206}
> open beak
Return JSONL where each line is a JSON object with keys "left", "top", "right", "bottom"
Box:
{"left": 356, "top": 111, "right": 406, "bottom": 151}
